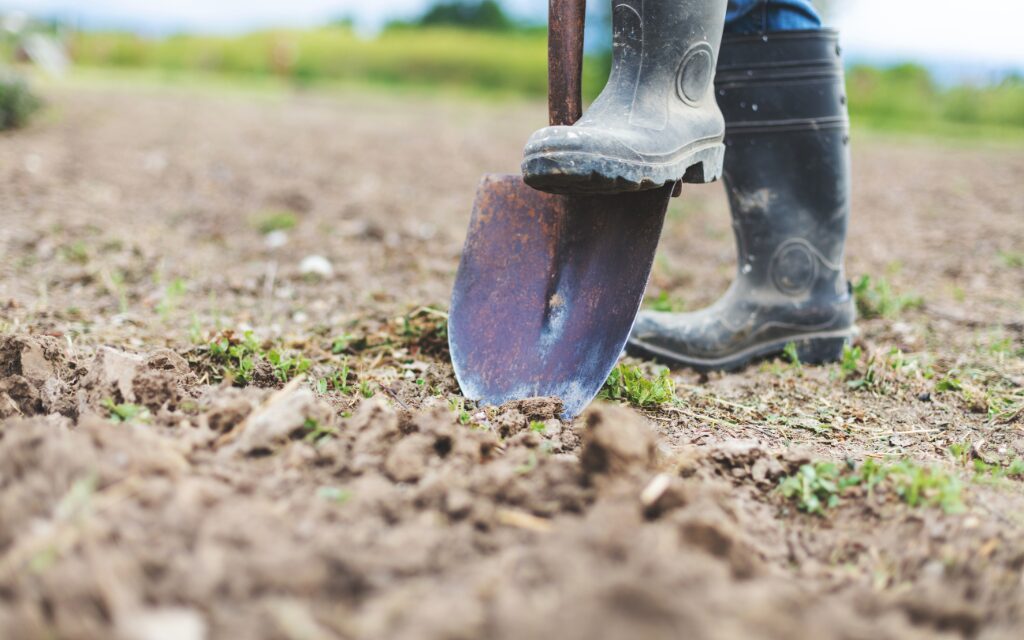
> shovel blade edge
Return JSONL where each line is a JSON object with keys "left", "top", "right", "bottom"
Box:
{"left": 449, "top": 174, "right": 672, "bottom": 419}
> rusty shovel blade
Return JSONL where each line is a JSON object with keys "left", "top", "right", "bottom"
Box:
{"left": 449, "top": 174, "right": 672, "bottom": 419}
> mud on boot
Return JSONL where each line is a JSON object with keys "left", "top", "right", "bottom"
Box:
{"left": 522, "top": 0, "right": 729, "bottom": 195}
{"left": 628, "top": 30, "right": 856, "bottom": 371}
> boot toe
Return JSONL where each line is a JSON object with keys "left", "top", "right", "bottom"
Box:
{"left": 629, "top": 311, "right": 726, "bottom": 361}
{"left": 522, "top": 126, "right": 649, "bottom": 194}
{"left": 523, "top": 125, "right": 641, "bottom": 160}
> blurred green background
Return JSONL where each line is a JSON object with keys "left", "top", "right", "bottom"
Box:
{"left": 4, "top": 0, "right": 1024, "bottom": 140}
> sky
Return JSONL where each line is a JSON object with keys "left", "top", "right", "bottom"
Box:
{"left": 2, "top": 0, "right": 1023, "bottom": 75}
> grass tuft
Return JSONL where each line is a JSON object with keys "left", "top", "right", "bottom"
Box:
{"left": 102, "top": 398, "right": 150, "bottom": 423}
{"left": 599, "top": 364, "right": 675, "bottom": 409}
{"left": 853, "top": 275, "right": 924, "bottom": 319}
{"left": 780, "top": 458, "right": 963, "bottom": 515}
{"left": 253, "top": 210, "right": 298, "bottom": 234}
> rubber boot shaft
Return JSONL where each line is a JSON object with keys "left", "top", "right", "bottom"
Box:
{"left": 523, "top": 0, "right": 729, "bottom": 194}
{"left": 628, "top": 30, "right": 855, "bottom": 371}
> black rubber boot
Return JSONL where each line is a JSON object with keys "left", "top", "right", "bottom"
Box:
{"left": 627, "top": 30, "right": 855, "bottom": 372}
{"left": 522, "top": 0, "right": 729, "bottom": 195}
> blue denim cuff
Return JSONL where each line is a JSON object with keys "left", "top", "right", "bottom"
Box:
{"left": 725, "top": 0, "right": 822, "bottom": 34}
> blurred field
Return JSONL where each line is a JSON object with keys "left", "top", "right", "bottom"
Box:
{"left": 58, "top": 25, "right": 1024, "bottom": 141}
{"left": 66, "top": 26, "right": 608, "bottom": 99}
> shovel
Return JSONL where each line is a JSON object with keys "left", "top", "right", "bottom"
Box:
{"left": 448, "top": 0, "right": 674, "bottom": 419}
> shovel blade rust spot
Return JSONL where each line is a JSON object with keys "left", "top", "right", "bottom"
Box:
{"left": 449, "top": 174, "right": 672, "bottom": 418}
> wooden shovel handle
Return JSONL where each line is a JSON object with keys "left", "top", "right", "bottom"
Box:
{"left": 548, "top": 0, "right": 587, "bottom": 127}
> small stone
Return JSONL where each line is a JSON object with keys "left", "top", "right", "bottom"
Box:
{"left": 224, "top": 387, "right": 333, "bottom": 455}
{"left": 299, "top": 255, "right": 334, "bottom": 278}
{"left": 119, "top": 607, "right": 207, "bottom": 640}
{"left": 265, "top": 230, "right": 289, "bottom": 249}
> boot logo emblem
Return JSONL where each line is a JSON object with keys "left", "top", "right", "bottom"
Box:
{"left": 770, "top": 239, "right": 819, "bottom": 296}
{"left": 676, "top": 42, "right": 714, "bottom": 106}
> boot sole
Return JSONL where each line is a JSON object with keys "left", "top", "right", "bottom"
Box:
{"left": 522, "top": 142, "right": 725, "bottom": 195}
{"left": 627, "top": 328, "right": 853, "bottom": 373}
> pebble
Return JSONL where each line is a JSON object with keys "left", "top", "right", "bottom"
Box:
{"left": 299, "top": 255, "right": 334, "bottom": 278}
{"left": 264, "top": 230, "right": 289, "bottom": 249}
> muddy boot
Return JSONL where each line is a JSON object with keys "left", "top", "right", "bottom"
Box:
{"left": 627, "top": 30, "right": 855, "bottom": 371}
{"left": 522, "top": 0, "right": 729, "bottom": 195}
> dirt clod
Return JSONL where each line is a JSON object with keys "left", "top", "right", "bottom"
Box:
{"left": 580, "top": 403, "right": 659, "bottom": 478}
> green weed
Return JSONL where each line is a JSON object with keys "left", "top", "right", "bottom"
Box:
{"left": 779, "top": 458, "right": 964, "bottom": 515}
{"left": 316, "top": 362, "right": 353, "bottom": 395}
{"left": 782, "top": 342, "right": 802, "bottom": 368}
{"left": 1009, "top": 459, "right": 1024, "bottom": 477}
{"left": 779, "top": 462, "right": 847, "bottom": 515}
{"left": 846, "top": 353, "right": 881, "bottom": 392}
{"left": 398, "top": 307, "right": 450, "bottom": 359}
{"left": 529, "top": 420, "right": 546, "bottom": 433}
{"left": 302, "top": 418, "right": 339, "bottom": 444}
{"left": 988, "top": 387, "right": 1023, "bottom": 423}
{"left": 986, "top": 335, "right": 1024, "bottom": 359}
{"left": 206, "top": 330, "right": 263, "bottom": 384}
{"left": 316, "top": 486, "right": 352, "bottom": 504}
{"left": 253, "top": 209, "right": 298, "bottom": 234}
{"left": 331, "top": 334, "right": 356, "bottom": 354}
{"left": 853, "top": 275, "right": 924, "bottom": 319}
{"left": 840, "top": 344, "right": 862, "bottom": 379}
{"left": 102, "top": 398, "right": 150, "bottom": 423}
{"left": 515, "top": 451, "right": 539, "bottom": 475}
{"left": 156, "top": 277, "right": 188, "bottom": 319}
{"left": 59, "top": 241, "right": 90, "bottom": 265}
{"left": 949, "top": 441, "right": 971, "bottom": 466}
{"left": 950, "top": 442, "right": 1024, "bottom": 482}
{"left": 935, "top": 375, "right": 963, "bottom": 393}
{"left": 599, "top": 364, "right": 676, "bottom": 409}
{"left": 448, "top": 397, "right": 471, "bottom": 425}
{"left": 199, "top": 330, "right": 311, "bottom": 386}
{"left": 839, "top": 345, "right": 935, "bottom": 394}
{"left": 648, "top": 291, "right": 685, "bottom": 313}
{"left": 997, "top": 251, "right": 1024, "bottom": 269}
{"left": 266, "top": 349, "right": 312, "bottom": 383}
{"left": 884, "top": 461, "right": 964, "bottom": 512}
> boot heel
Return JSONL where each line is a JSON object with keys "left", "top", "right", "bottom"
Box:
{"left": 794, "top": 335, "right": 849, "bottom": 365}
{"left": 682, "top": 143, "right": 726, "bottom": 184}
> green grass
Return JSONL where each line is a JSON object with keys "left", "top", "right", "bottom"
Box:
{"left": 316, "top": 486, "right": 353, "bottom": 504}
{"left": 302, "top": 418, "right": 339, "bottom": 444}
{"left": 200, "top": 329, "right": 311, "bottom": 385}
{"left": 647, "top": 291, "right": 686, "bottom": 313}
{"left": 782, "top": 342, "right": 802, "bottom": 368}
{"left": 853, "top": 275, "right": 924, "bottom": 319}
{"left": 780, "top": 458, "right": 964, "bottom": 515}
{"left": 252, "top": 209, "right": 298, "bottom": 234}
{"left": 102, "top": 398, "right": 150, "bottom": 423}
{"left": 599, "top": 364, "right": 676, "bottom": 409}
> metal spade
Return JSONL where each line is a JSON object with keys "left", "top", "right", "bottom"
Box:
{"left": 448, "top": 0, "right": 673, "bottom": 419}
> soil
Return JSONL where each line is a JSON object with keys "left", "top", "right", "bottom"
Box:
{"left": 0, "top": 83, "right": 1022, "bottom": 640}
